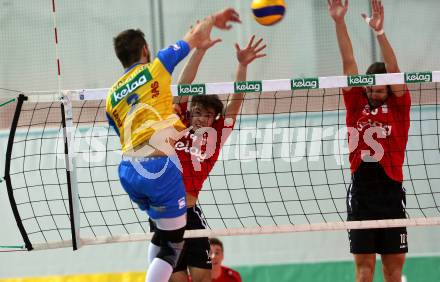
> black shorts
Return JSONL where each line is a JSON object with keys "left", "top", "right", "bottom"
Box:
{"left": 150, "top": 205, "right": 211, "bottom": 272}
{"left": 347, "top": 162, "right": 408, "bottom": 254}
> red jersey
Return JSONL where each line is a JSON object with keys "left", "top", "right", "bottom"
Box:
{"left": 344, "top": 87, "right": 411, "bottom": 182}
{"left": 175, "top": 103, "right": 234, "bottom": 197}
{"left": 213, "top": 266, "right": 242, "bottom": 282}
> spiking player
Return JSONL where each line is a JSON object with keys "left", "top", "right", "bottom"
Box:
{"left": 149, "top": 35, "right": 266, "bottom": 282}
{"left": 328, "top": 0, "right": 411, "bottom": 281}
{"left": 106, "top": 9, "right": 241, "bottom": 282}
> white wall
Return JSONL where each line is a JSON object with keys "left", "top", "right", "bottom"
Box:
{"left": 1, "top": 0, "right": 439, "bottom": 94}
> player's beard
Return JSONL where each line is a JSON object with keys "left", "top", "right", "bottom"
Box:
{"left": 368, "top": 95, "right": 387, "bottom": 109}
{"left": 369, "top": 98, "right": 381, "bottom": 108}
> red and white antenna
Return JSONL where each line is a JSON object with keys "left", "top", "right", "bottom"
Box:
{"left": 51, "top": 0, "right": 62, "bottom": 96}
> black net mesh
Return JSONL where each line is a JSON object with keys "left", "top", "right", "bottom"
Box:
{"left": 2, "top": 82, "right": 440, "bottom": 248}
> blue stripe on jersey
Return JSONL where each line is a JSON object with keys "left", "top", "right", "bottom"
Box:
{"left": 124, "top": 62, "right": 141, "bottom": 74}
{"left": 253, "top": 5, "right": 285, "bottom": 17}
{"left": 106, "top": 112, "right": 120, "bottom": 136}
{"left": 157, "top": 40, "right": 190, "bottom": 74}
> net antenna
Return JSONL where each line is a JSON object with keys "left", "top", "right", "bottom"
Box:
{"left": 3, "top": 71, "right": 440, "bottom": 250}
{"left": 53, "top": 0, "right": 81, "bottom": 250}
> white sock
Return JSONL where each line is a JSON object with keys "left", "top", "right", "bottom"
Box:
{"left": 147, "top": 242, "right": 161, "bottom": 263}
{"left": 146, "top": 258, "right": 173, "bottom": 282}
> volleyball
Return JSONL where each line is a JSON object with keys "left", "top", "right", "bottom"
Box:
{"left": 251, "top": 0, "right": 286, "bottom": 26}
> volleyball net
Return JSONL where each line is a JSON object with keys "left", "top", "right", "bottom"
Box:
{"left": 2, "top": 71, "right": 440, "bottom": 251}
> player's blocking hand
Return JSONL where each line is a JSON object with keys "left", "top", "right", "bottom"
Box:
{"left": 184, "top": 8, "right": 239, "bottom": 50}
{"left": 184, "top": 18, "right": 215, "bottom": 49}
{"left": 235, "top": 35, "right": 267, "bottom": 67}
{"left": 188, "top": 21, "right": 222, "bottom": 51}
{"left": 327, "top": 0, "right": 349, "bottom": 23}
{"left": 198, "top": 37, "right": 222, "bottom": 51}
{"left": 361, "top": 0, "right": 384, "bottom": 32}
{"left": 213, "top": 8, "right": 241, "bottom": 30}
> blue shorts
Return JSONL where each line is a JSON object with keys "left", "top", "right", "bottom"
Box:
{"left": 118, "top": 155, "right": 186, "bottom": 220}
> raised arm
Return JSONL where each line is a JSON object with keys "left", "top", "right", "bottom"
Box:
{"left": 178, "top": 50, "right": 207, "bottom": 85}
{"left": 157, "top": 8, "right": 239, "bottom": 78}
{"left": 173, "top": 8, "right": 239, "bottom": 110}
{"left": 176, "top": 41, "right": 222, "bottom": 106}
{"left": 362, "top": 0, "right": 405, "bottom": 96}
{"left": 328, "top": 0, "right": 359, "bottom": 76}
{"left": 225, "top": 35, "right": 266, "bottom": 123}
{"left": 183, "top": 8, "right": 240, "bottom": 50}
{"left": 178, "top": 35, "right": 223, "bottom": 85}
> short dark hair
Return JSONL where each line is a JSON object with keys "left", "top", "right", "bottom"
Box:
{"left": 366, "top": 62, "right": 392, "bottom": 95}
{"left": 191, "top": 95, "right": 224, "bottom": 117}
{"left": 209, "top": 237, "right": 223, "bottom": 251}
{"left": 366, "top": 62, "right": 387, "bottom": 75}
{"left": 113, "top": 29, "right": 147, "bottom": 68}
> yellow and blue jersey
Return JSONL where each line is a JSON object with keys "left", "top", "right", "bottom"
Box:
{"left": 106, "top": 40, "right": 189, "bottom": 153}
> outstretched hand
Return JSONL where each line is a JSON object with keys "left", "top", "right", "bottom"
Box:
{"left": 185, "top": 8, "right": 240, "bottom": 50}
{"left": 235, "top": 35, "right": 266, "bottom": 67}
{"left": 188, "top": 20, "right": 223, "bottom": 50}
{"left": 198, "top": 37, "right": 222, "bottom": 50}
{"left": 361, "top": 0, "right": 384, "bottom": 32}
{"left": 327, "top": 0, "right": 349, "bottom": 23}
{"left": 213, "top": 8, "right": 241, "bottom": 30}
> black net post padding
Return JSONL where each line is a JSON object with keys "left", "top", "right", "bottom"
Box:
{"left": 60, "top": 101, "right": 79, "bottom": 251}
{"left": 3, "top": 94, "right": 33, "bottom": 251}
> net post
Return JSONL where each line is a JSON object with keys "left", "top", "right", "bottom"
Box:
{"left": 3, "top": 94, "right": 33, "bottom": 251}
{"left": 60, "top": 94, "right": 81, "bottom": 250}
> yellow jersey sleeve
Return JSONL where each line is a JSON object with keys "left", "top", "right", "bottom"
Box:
{"left": 106, "top": 58, "right": 186, "bottom": 153}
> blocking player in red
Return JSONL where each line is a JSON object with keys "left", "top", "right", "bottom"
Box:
{"left": 328, "top": 0, "right": 411, "bottom": 281}
{"left": 150, "top": 35, "right": 266, "bottom": 282}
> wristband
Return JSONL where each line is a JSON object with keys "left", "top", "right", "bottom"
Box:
{"left": 363, "top": 17, "right": 384, "bottom": 36}
{"left": 364, "top": 16, "right": 372, "bottom": 24}
{"left": 375, "top": 29, "right": 384, "bottom": 36}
